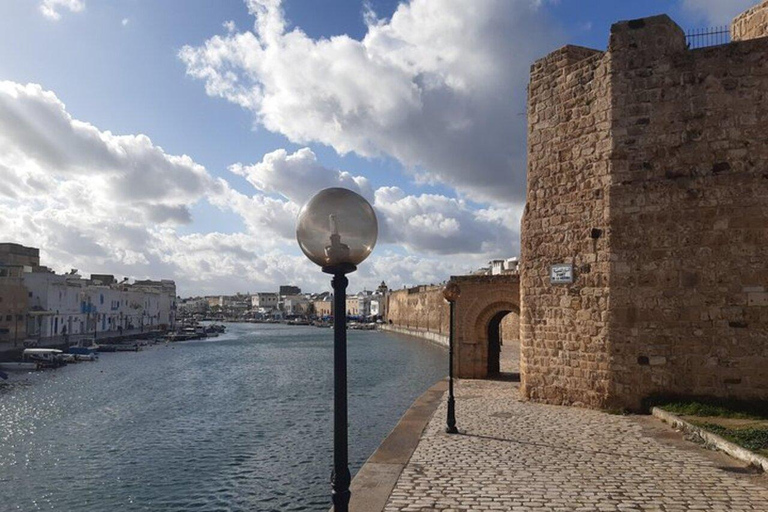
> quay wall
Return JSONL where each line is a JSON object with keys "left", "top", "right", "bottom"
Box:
{"left": 378, "top": 324, "right": 448, "bottom": 348}
{"left": 523, "top": 11, "right": 768, "bottom": 410}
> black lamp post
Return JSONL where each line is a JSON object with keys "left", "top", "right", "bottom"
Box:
{"left": 296, "top": 187, "right": 378, "bottom": 512}
{"left": 443, "top": 281, "right": 461, "bottom": 434}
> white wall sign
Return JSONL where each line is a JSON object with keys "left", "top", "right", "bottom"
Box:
{"left": 550, "top": 264, "right": 573, "bottom": 284}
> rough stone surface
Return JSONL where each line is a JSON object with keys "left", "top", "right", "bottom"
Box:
{"left": 732, "top": 0, "right": 768, "bottom": 41}
{"left": 384, "top": 380, "right": 768, "bottom": 511}
{"left": 523, "top": 10, "right": 768, "bottom": 410}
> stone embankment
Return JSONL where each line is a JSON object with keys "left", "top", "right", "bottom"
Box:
{"left": 378, "top": 324, "right": 448, "bottom": 348}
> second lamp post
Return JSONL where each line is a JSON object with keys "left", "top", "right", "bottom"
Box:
{"left": 443, "top": 281, "right": 460, "bottom": 434}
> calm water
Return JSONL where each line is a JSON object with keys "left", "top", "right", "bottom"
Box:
{"left": 0, "top": 324, "right": 446, "bottom": 512}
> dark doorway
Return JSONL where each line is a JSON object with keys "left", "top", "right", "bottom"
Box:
{"left": 487, "top": 310, "right": 509, "bottom": 377}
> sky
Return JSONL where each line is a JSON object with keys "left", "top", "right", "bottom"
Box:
{"left": 0, "top": 0, "right": 760, "bottom": 296}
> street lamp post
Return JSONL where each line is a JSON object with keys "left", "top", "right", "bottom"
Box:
{"left": 296, "top": 187, "right": 378, "bottom": 512}
{"left": 443, "top": 282, "right": 461, "bottom": 434}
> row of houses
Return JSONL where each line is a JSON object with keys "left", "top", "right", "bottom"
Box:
{"left": 179, "top": 282, "right": 390, "bottom": 320}
{"left": 0, "top": 243, "right": 176, "bottom": 344}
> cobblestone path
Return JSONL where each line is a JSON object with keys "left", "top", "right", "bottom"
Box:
{"left": 384, "top": 380, "right": 768, "bottom": 511}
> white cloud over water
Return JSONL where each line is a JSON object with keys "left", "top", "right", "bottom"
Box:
{"left": 0, "top": 82, "right": 517, "bottom": 295}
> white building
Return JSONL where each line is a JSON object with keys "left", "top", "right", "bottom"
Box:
{"left": 23, "top": 270, "right": 176, "bottom": 340}
{"left": 252, "top": 292, "right": 278, "bottom": 309}
{"left": 370, "top": 296, "right": 383, "bottom": 318}
{"left": 283, "top": 295, "right": 310, "bottom": 316}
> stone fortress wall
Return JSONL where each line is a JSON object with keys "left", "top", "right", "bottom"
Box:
{"left": 523, "top": 2, "right": 768, "bottom": 410}
{"left": 382, "top": 276, "right": 520, "bottom": 364}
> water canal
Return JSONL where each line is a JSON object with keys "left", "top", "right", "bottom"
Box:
{"left": 0, "top": 323, "right": 446, "bottom": 511}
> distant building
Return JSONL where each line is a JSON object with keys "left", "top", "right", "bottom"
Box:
{"left": 0, "top": 242, "right": 176, "bottom": 341}
{"left": 314, "top": 299, "right": 333, "bottom": 317}
{"left": 345, "top": 296, "right": 359, "bottom": 317}
{"left": 0, "top": 259, "right": 29, "bottom": 343}
{"left": 0, "top": 243, "right": 40, "bottom": 268}
{"left": 252, "top": 292, "right": 278, "bottom": 309}
{"left": 283, "top": 295, "right": 310, "bottom": 316}
{"left": 279, "top": 285, "right": 301, "bottom": 296}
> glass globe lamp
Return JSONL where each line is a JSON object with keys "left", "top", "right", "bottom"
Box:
{"left": 296, "top": 187, "right": 378, "bottom": 274}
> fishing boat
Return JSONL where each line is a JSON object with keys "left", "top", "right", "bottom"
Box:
{"left": 22, "top": 348, "right": 66, "bottom": 368}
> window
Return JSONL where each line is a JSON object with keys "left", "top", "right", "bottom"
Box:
{"left": 28, "top": 292, "right": 32, "bottom": 297}
{"left": 5, "top": 315, "right": 11, "bottom": 321}
{"left": 16, "top": 315, "right": 22, "bottom": 321}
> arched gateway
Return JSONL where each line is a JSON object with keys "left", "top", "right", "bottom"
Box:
{"left": 449, "top": 275, "right": 521, "bottom": 379}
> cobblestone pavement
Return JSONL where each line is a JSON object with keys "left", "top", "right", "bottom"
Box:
{"left": 384, "top": 380, "right": 768, "bottom": 511}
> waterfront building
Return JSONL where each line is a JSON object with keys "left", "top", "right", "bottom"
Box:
{"left": 0, "top": 262, "right": 29, "bottom": 343}
{"left": 370, "top": 296, "right": 382, "bottom": 318}
{"left": 251, "top": 292, "right": 278, "bottom": 310}
{"left": 178, "top": 297, "right": 209, "bottom": 315}
{"left": 313, "top": 298, "right": 333, "bottom": 317}
{"left": 282, "top": 295, "right": 311, "bottom": 316}
{"left": 0, "top": 243, "right": 176, "bottom": 342}
{"left": 345, "top": 296, "right": 360, "bottom": 317}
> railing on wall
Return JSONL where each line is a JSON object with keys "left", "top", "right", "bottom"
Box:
{"left": 686, "top": 26, "right": 731, "bottom": 49}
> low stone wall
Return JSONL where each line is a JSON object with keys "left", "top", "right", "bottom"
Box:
{"left": 378, "top": 324, "right": 448, "bottom": 348}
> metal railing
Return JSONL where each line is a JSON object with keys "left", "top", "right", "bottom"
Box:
{"left": 686, "top": 26, "right": 731, "bottom": 49}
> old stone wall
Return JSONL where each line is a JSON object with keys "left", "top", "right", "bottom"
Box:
{"left": 500, "top": 313, "right": 519, "bottom": 343}
{"left": 524, "top": 10, "right": 768, "bottom": 410}
{"left": 608, "top": 16, "right": 768, "bottom": 408}
{"left": 521, "top": 44, "right": 614, "bottom": 408}
{"left": 732, "top": 0, "right": 768, "bottom": 41}
{"left": 385, "top": 285, "right": 449, "bottom": 338}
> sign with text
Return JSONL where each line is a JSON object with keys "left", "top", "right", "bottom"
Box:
{"left": 550, "top": 263, "right": 574, "bottom": 284}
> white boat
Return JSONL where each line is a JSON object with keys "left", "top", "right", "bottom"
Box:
{"left": 23, "top": 348, "right": 66, "bottom": 367}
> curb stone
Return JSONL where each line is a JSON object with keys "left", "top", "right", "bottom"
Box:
{"left": 652, "top": 406, "right": 768, "bottom": 472}
{"left": 330, "top": 379, "right": 447, "bottom": 512}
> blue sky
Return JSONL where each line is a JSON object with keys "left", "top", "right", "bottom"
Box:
{"left": 0, "top": 0, "right": 759, "bottom": 295}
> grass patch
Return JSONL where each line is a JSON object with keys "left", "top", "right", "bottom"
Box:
{"left": 692, "top": 422, "right": 768, "bottom": 455}
{"left": 660, "top": 401, "right": 765, "bottom": 420}
{"left": 651, "top": 397, "right": 768, "bottom": 421}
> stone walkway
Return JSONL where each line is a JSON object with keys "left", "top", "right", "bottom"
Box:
{"left": 383, "top": 380, "right": 768, "bottom": 511}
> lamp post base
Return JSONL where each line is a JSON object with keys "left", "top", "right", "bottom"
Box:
{"left": 446, "top": 395, "right": 458, "bottom": 434}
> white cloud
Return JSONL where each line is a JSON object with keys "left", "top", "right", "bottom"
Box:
{"left": 0, "top": 75, "right": 520, "bottom": 296}
{"left": 0, "top": 82, "right": 220, "bottom": 224}
{"left": 681, "top": 0, "right": 759, "bottom": 24}
{"left": 230, "top": 147, "right": 373, "bottom": 205}
{"left": 223, "top": 147, "right": 519, "bottom": 256}
{"left": 39, "top": 0, "right": 84, "bottom": 21}
{"left": 180, "top": 0, "right": 560, "bottom": 204}
{"left": 122, "top": 18, "right": 129, "bottom": 27}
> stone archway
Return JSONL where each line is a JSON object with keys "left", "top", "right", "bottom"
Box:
{"left": 473, "top": 302, "right": 520, "bottom": 378}
{"left": 449, "top": 275, "right": 521, "bottom": 379}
